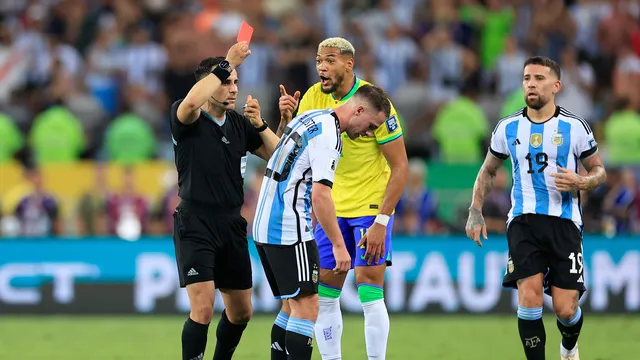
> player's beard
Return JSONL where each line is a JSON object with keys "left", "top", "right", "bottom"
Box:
{"left": 525, "top": 95, "right": 547, "bottom": 111}
{"left": 320, "top": 73, "right": 345, "bottom": 94}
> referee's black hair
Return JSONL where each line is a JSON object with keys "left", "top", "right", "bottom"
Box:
{"left": 353, "top": 84, "right": 392, "bottom": 118}
{"left": 194, "top": 56, "right": 226, "bottom": 81}
{"left": 524, "top": 56, "right": 562, "bottom": 80}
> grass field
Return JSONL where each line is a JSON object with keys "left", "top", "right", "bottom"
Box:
{"left": 0, "top": 315, "right": 637, "bottom": 359}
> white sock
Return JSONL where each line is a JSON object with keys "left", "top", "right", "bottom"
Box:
{"left": 362, "top": 299, "right": 390, "bottom": 359}
{"left": 560, "top": 342, "right": 578, "bottom": 356}
{"left": 314, "top": 296, "right": 343, "bottom": 360}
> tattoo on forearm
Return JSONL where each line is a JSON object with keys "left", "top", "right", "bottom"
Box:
{"left": 471, "top": 164, "right": 498, "bottom": 209}
{"left": 581, "top": 165, "right": 606, "bottom": 191}
{"left": 276, "top": 122, "right": 286, "bottom": 137}
{"left": 468, "top": 208, "right": 485, "bottom": 228}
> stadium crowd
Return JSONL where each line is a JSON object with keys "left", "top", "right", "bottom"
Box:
{"left": 1, "top": 0, "right": 640, "bottom": 238}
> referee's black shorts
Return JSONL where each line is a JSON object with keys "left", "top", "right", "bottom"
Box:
{"left": 172, "top": 200, "right": 252, "bottom": 289}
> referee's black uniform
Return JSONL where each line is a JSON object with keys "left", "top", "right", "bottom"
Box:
{"left": 170, "top": 100, "right": 263, "bottom": 290}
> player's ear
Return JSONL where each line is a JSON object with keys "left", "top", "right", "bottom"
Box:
{"left": 345, "top": 56, "right": 354, "bottom": 71}
{"left": 554, "top": 80, "right": 562, "bottom": 94}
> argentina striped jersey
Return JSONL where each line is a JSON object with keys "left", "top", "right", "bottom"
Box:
{"left": 253, "top": 109, "right": 342, "bottom": 245}
{"left": 489, "top": 106, "right": 598, "bottom": 229}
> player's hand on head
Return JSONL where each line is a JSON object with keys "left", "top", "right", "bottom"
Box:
{"left": 279, "top": 84, "right": 301, "bottom": 123}
{"left": 357, "top": 224, "right": 386, "bottom": 265}
{"left": 332, "top": 244, "right": 351, "bottom": 274}
{"left": 465, "top": 208, "right": 487, "bottom": 247}
{"left": 226, "top": 41, "right": 251, "bottom": 68}
{"left": 550, "top": 166, "right": 582, "bottom": 192}
{"left": 243, "top": 95, "right": 263, "bottom": 127}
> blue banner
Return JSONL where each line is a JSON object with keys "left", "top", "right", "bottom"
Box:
{"left": 1, "top": 236, "right": 638, "bottom": 314}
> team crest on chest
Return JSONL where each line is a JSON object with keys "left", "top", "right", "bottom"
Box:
{"left": 551, "top": 130, "right": 563, "bottom": 146}
{"left": 530, "top": 133, "right": 542, "bottom": 148}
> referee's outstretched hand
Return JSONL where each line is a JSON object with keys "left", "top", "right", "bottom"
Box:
{"left": 465, "top": 208, "right": 487, "bottom": 247}
{"left": 225, "top": 41, "right": 251, "bottom": 68}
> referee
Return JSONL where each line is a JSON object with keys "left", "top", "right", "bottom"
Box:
{"left": 170, "top": 41, "right": 288, "bottom": 360}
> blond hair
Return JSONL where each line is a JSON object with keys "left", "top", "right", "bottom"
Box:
{"left": 318, "top": 37, "right": 355, "bottom": 57}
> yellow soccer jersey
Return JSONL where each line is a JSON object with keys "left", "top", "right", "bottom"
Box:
{"left": 297, "top": 77, "right": 403, "bottom": 217}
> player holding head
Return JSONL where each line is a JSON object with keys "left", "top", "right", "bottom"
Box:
{"left": 465, "top": 56, "right": 607, "bottom": 360}
{"left": 276, "top": 37, "right": 408, "bottom": 360}
{"left": 254, "top": 84, "right": 392, "bottom": 360}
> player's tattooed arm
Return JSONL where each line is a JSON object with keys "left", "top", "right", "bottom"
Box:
{"left": 470, "top": 152, "right": 504, "bottom": 211}
{"left": 466, "top": 152, "right": 503, "bottom": 246}
{"left": 578, "top": 152, "right": 607, "bottom": 191}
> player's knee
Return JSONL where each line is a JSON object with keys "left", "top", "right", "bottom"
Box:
{"left": 554, "top": 305, "right": 577, "bottom": 321}
{"left": 354, "top": 265, "right": 385, "bottom": 287}
{"left": 190, "top": 301, "right": 214, "bottom": 324}
{"left": 518, "top": 284, "right": 544, "bottom": 308}
{"left": 227, "top": 306, "right": 253, "bottom": 324}
{"left": 290, "top": 293, "right": 319, "bottom": 321}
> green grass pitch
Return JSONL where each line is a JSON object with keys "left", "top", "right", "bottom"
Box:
{"left": 0, "top": 315, "right": 637, "bottom": 359}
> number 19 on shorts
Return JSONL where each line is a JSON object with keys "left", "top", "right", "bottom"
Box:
{"left": 568, "top": 252, "right": 583, "bottom": 274}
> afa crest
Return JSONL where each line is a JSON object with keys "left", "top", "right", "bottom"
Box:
{"left": 530, "top": 133, "right": 542, "bottom": 148}
{"left": 551, "top": 131, "right": 563, "bottom": 146}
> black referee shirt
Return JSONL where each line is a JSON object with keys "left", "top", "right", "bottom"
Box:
{"left": 170, "top": 99, "right": 264, "bottom": 212}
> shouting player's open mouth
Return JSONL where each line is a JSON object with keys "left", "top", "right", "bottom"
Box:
{"left": 320, "top": 75, "right": 331, "bottom": 87}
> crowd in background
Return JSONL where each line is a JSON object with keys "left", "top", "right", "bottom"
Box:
{"left": 1, "top": 0, "right": 640, "bottom": 239}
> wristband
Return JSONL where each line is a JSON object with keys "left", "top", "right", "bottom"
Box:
{"left": 255, "top": 121, "right": 269, "bottom": 133}
{"left": 211, "top": 65, "right": 231, "bottom": 83}
{"left": 374, "top": 214, "right": 390, "bottom": 227}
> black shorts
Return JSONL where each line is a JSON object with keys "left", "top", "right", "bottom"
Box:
{"left": 503, "top": 214, "right": 586, "bottom": 297}
{"left": 256, "top": 241, "right": 320, "bottom": 299}
{"left": 172, "top": 204, "right": 251, "bottom": 289}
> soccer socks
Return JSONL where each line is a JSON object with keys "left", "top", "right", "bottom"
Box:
{"left": 286, "top": 317, "right": 315, "bottom": 360}
{"left": 517, "top": 305, "right": 546, "bottom": 360}
{"left": 315, "top": 284, "right": 343, "bottom": 360}
{"left": 557, "top": 306, "right": 583, "bottom": 356}
{"left": 358, "top": 284, "right": 389, "bottom": 360}
{"left": 272, "top": 311, "right": 289, "bottom": 360}
{"left": 212, "top": 310, "right": 247, "bottom": 360}
{"left": 182, "top": 317, "right": 209, "bottom": 360}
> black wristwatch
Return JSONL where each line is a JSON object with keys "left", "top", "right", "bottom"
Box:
{"left": 255, "top": 120, "right": 269, "bottom": 133}
{"left": 211, "top": 60, "right": 232, "bottom": 82}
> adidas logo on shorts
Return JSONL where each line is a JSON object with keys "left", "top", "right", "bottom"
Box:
{"left": 187, "top": 268, "right": 199, "bottom": 276}
{"left": 577, "top": 275, "right": 584, "bottom": 283}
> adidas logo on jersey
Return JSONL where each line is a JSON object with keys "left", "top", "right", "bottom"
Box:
{"left": 512, "top": 138, "right": 521, "bottom": 146}
{"left": 221, "top": 136, "right": 230, "bottom": 144}
{"left": 577, "top": 275, "right": 584, "bottom": 283}
{"left": 187, "top": 268, "right": 199, "bottom": 276}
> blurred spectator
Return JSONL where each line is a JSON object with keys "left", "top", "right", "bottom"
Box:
{"left": 557, "top": 46, "right": 595, "bottom": 122}
{"left": 0, "top": 112, "right": 23, "bottom": 163}
{"left": 500, "top": 88, "right": 527, "bottom": 118}
{"left": 431, "top": 80, "right": 488, "bottom": 164}
{"left": 603, "top": 97, "right": 640, "bottom": 166}
{"left": 242, "top": 165, "right": 266, "bottom": 237}
{"left": 495, "top": 35, "right": 528, "bottom": 97}
{"left": 105, "top": 167, "right": 149, "bottom": 240}
{"left": 104, "top": 112, "right": 157, "bottom": 164}
{"left": 395, "top": 158, "right": 439, "bottom": 236}
{"left": 602, "top": 168, "right": 639, "bottom": 234}
{"left": 14, "top": 165, "right": 60, "bottom": 237}
{"left": 76, "top": 163, "right": 109, "bottom": 236}
{"left": 29, "top": 105, "right": 85, "bottom": 164}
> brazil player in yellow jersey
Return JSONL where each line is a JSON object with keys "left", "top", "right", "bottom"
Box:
{"left": 272, "top": 37, "right": 408, "bottom": 360}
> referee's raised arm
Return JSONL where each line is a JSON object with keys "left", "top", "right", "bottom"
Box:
{"left": 176, "top": 41, "right": 251, "bottom": 124}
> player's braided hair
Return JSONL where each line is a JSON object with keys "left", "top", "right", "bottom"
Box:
{"left": 353, "top": 85, "right": 391, "bottom": 118}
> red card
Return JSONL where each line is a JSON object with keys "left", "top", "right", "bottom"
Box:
{"left": 237, "top": 21, "right": 254, "bottom": 46}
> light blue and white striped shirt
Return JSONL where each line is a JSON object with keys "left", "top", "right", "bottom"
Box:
{"left": 490, "top": 106, "right": 598, "bottom": 230}
{"left": 253, "top": 109, "right": 342, "bottom": 245}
